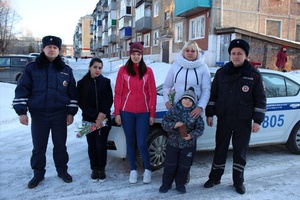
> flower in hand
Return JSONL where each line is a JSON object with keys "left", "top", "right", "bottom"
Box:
{"left": 168, "top": 88, "right": 176, "bottom": 105}
{"left": 76, "top": 119, "right": 108, "bottom": 138}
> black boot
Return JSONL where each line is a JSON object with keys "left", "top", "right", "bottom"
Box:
{"left": 91, "top": 170, "right": 99, "bottom": 182}
{"left": 58, "top": 172, "right": 73, "bottom": 183}
{"left": 28, "top": 176, "right": 44, "bottom": 189}
{"left": 234, "top": 183, "right": 246, "bottom": 194}
{"left": 159, "top": 185, "right": 172, "bottom": 193}
{"left": 204, "top": 179, "right": 221, "bottom": 188}
{"left": 99, "top": 170, "right": 106, "bottom": 182}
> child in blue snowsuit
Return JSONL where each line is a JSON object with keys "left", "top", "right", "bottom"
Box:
{"left": 160, "top": 87, "right": 204, "bottom": 194}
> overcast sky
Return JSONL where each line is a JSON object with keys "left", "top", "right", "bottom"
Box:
{"left": 12, "top": 0, "right": 98, "bottom": 44}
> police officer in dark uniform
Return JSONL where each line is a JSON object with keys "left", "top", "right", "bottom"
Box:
{"left": 203, "top": 39, "right": 266, "bottom": 194}
{"left": 13, "top": 35, "right": 78, "bottom": 189}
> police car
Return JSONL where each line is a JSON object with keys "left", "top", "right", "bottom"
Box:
{"left": 107, "top": 67, "right": 300, "bottom": 171}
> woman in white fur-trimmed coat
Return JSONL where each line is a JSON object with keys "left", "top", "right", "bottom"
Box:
{"left": 163, "top": 41, "right": 211, "bottom": 119}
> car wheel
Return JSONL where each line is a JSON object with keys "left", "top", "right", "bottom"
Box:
{"left": 286, "top": 121, "right": 300, "bottom": 154}
{"left": 147, "top": 128, "right": 168, "bottom": 171}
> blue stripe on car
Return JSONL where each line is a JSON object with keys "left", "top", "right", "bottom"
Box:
{"left": 267, "top": 102, "right": 300, "bottom": 111}
{"left": 155, "top": 102, "right": 300, "bottom": 118}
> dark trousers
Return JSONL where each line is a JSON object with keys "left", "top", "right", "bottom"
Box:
{"left": 162, "top": 145, "right": 194, "bottom": 189}
{"left": 86, "top": 126, "right": 110, "bottom": 171}
{"left": 30, "top": 112, "right": 69, "bottom": 178}
{"left": 208, "top": 119, "right": 252, "bottom": 185}
{"left": 120, "top": 111, "right": 151, "bottom": 170}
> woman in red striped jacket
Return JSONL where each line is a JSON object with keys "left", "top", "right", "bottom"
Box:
{"left": 114, "top": 41, "right": 157, "bottom": 184}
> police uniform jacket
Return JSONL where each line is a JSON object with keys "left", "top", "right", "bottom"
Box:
{"left": 13, "top": 52, "right": 78, "bottom": 116}
{"left": 205, "top": 60, "right": 266, "bottom": 124}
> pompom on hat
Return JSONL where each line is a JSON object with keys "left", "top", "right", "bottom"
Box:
{"left": 42, "top": 35, "right": 62, "bottom": 50}
{"left": 129, "top": 41, "right": 144, "bottom": 55}
{"left": 181, "top": 87, "right": 197, "bottom": 104}
{"left": 282, "top": 45, "right": 287, "bottom": 49}
{"left": 228, "top": 39, "right": 250, "bottom": 56}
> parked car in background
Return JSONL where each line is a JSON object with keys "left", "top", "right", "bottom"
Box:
{"left": 0, "top": 55, "right": 36, "bottom": 82}
{"left": 61, "top": 56, "right": 69, "bottom": 64}
{"left": 106, "top": 67, "right": 300, "bottom": 171}
{"left": 29, "top": 53, "right": 40, "bottom": 57}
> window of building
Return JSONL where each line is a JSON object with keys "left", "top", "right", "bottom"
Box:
{"left": 164, "top": 11, "right": 170, "bottom": 20}
{"left": 296, "top": 24, "right": 300, "bottom": 42}
{"left": 122, "top": 41, "right": 126, "bottom": 52}
{"left": 189, "top": 15, "right": 205, "bottom": 40}
{"left": 127, "top": 40, "right": 131, "bottom": 51}
{"left": 132, "top": 16, "right": 136, "bottom": 28}
{"left": 154, "top": 1, "right": 159, "bottom": 17}
{"left": 266, "top": 19, "right": 281, "bottom": 38}
{"left": 153, "top": 30, "right": 159, "bottom": 46}
{"left": 112, "top": 44, "right": 116, "bottom": 54}
{"left": 137, "top": 35, "right": 142, "bottom": 42}
{"left": 144, "top": 33, "right": 150, "bottom": 47}
{"left": 175, "top": 22, "right": 183, "bottom": 43}
{"left": 136, "top": 5, "right": 144, "bottom": 21}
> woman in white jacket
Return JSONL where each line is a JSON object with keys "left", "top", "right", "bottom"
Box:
{"left": 163, "top": 41, "right": 211, "bottom": 118}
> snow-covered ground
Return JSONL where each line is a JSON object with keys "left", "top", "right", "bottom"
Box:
{"left": 0, "top": 58, "right": 299, "bottom": 200}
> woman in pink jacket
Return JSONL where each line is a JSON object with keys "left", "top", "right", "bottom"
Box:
{"left": 114, "top": 42, "right": 157, "bottom": 184}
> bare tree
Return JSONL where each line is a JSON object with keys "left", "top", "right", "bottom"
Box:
{"left": 0, "top": 0, "right": 18, "bottom": 55}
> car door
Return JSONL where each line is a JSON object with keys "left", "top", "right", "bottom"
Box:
{"left": 250, "top": 72, "right": 300, "bottom": 144}
{"left": 0, "top": 57, "right": 11, "bottom": 81}
{"left": 10, "top": 57, "right": 28, "bottom": 81}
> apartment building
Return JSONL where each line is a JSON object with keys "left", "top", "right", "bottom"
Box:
{"left": 73, "top": 15, "right": 93, "bottom": 58}
{"left": 82, "top": 0, "right": 300, "bottom": 69}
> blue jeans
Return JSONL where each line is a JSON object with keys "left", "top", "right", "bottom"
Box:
{"left": 120, "top": 111, "right": 151, "bottom": 170}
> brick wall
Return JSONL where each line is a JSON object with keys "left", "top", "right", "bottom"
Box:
{"left": 243, "top": 36, "right": 300, "bottom": 71}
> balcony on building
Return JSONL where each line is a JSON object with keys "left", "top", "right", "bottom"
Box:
{"left": 108, "top": 19, "right": 117, "bottom": 28}
{"left": 96, "top": 40, "right": 102, "bottom": 49}
{"left": 102, "top": 37, "right": 109, "bottom": 47}
{"left": 120, "top": 5, "right": 132, "bottom": 18}
{"left": 96, "top": 27, "right": 102, "bottom": 38}
{"left": 101, "top": 0, "right": 108, "bottom": 7}
{"left": 101, "top": 11, "right": 108, "bottom": 20}
{"left": 97, "top": 19, "right": 102, "bottom": 27}
{"left": 108, "top": 0, "right": 116, "bottom": 11}
{"left": 109, "top": 35, "right": 117, "bottom": 44}
{"left": 135, "top": 16, "right": 152, "bottom": 33}
{"left": 119, "top": 16, "right": 132, "bottom": 29}
{"left": 91, "top": 43, "right": 96, "bottom": 51}
{"left": 90, "top": 25, "right": 94, "bottom": 35}
{"left": 119, "top": 27, "right": 132, "bottom": 40}
{"left": 174, "top": 0, "right": 211, "bottom": 17}
{"left": 102, "top": 24, "right": 108, "bottom": 32}
{"left": 108, "top": 10, "right": 117, "bottom": 28}
{"left": 136, "top": 0, "right": 152, "bottom": 7}
{"left": 90, "top": 38, "right": 93, "bottom": 50}
{"left": 108, "top": 26, "right": 117, "bottom": 44}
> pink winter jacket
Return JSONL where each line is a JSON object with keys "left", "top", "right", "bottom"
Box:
{"left": 276, "top": 49, "right": 287, "bottom": 68}
{"left": 113, "top": 64, "right": 157, "bottom": 117}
